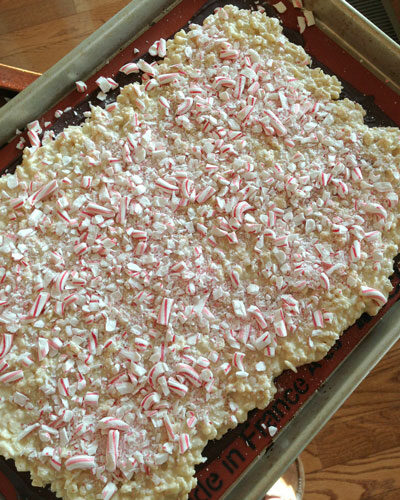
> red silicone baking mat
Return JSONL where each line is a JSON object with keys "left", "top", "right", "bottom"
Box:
{"left": 0, "top": 1, "right": 399, "bottom": 499}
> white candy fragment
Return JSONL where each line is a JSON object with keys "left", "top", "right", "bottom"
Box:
{"left": 268, "top": 426, "right": 278, "bottom": 437}
{"left": 298, "top": 16, "right": 306, "bottom": 33}
{"left": 304, "top": 9, "right": 315, "bottom": 26}
{"left": 273, "top": 2, "right": 287, "bottom": 13}
{"left": 65, "top": 455, "right": 96, "bottom": 471}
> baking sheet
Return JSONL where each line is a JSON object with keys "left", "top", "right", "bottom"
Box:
{"left": 304, "top": 0, "right": 400, "bottom": 95}
{"left": 0, "top": 0, "right": 399, "bottom": 499}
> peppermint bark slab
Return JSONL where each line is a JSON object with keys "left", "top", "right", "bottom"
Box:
{"left": 0, "top": 5, "right": 399, "bottom": 500}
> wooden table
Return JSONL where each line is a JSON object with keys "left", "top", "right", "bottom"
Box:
{"left": 1, "top": 1, "right": 400, "bottom": 498}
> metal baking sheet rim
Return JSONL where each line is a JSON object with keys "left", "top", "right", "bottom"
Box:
{"left": 0, "top": 0, "right": 399, "bottom": 498}
{"left": 305, "top": 0, "right": 400, "bottom": 96}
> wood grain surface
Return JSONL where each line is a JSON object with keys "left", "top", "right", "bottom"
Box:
{"left": 0, "top": 0, "right": 132, "bottom": 72}
{"left": 0, "top": 1, "right": 400, "bottom": 499}
{"left": 302, "top": 339, "right": 400, "bottom": 499}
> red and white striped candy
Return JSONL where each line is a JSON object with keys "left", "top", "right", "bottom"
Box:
{"left": 128, "top": 229, "right": 147, "bottom": 240}
{"left": 350, "top": 240, "right": 361, "bottom": 261}
{"left": 179, "top": 433, "right": 191, "bottom": 453}
{"left": 81, "top": 176, "right": 92, "bottom": 189}
{"left": 177, "top": 363, "right": 201, "bottom": 387}
{"left": 119, "top": 63, "right": 139, "bottom": 75}
{"left": 167, "top": 376, "right": 189, "bottom": 396}
{"left": 187, "top": 413, "right": 197, "bottom": 429}
{"left": 312, "top": 310, "right": 324, "bottom": 328}
{"left": 155, "top": 178, "right": 179, "bottom": 193}
{"left": 117, "top": 196, "right": 130, "bottom": 225}
{"left": 102, "top": 483, "right": 117, "bottom": 500}
{"left": 99, "top": 417, "right": 130, "bottom": 432}
{"left": 123, "top": 142, "right": 132, "bottom": 163}
{"left": 265, "top": 346, "right": 276, "bottom": 357}
{"left": 75, "top": 81, "right": 87, "bottom": 93}
{"left": 137, "top": 59, "right": 157, "bottom": 76}
{"left": 65, "top": 455, "right": 96, "bottom": 471}
{"left": 157, "top": 38, "right": 167, "bottom": 57}
{"left": 57, "top": 209, "right": 75, "bottom": 225}
{"left": 163, "top": 414, "right": 175, "bottom": 440}
{"left": 189, "top": 85, "right": 203, "bottom": 95}
{"left": 274, "top": 319, "right": 287, "bottom": 337}
{"left": 145, "top": 78, "right": 159, "bottom": 92}
{"left": 58, "top": 377, "right": 70, "bottom": 397}
{"left": 220, "top": 49, "right": 239, "bottom": 60}
{"left": 337, "top": 181, "right": 348, "bottom": 197}
{"left": 213, "top": 76, "right": 235, "bottom": 89}
{"left": 63, "top": 293, "right": 78, "bottom": 307}
{"left": 220, "top": 362, "right": 231, "bottom": 375}
{"left": 9, "top": 198, "right": 25, "bottom": 209}
{"left": 170, "top": 261, "right": 186, "bottom": 273}
{"left": 264, "top": 109, "right": 287, "bottom": 136}
{"left": 254, "top": 332, "right": 271, "bottom": 350}
{"left": 237, "top": 105, "right": 254, "bottom": 123}
{"left": 50, "top": 457, "right": 62, "bottom": 471}
{"left": 106, "top": 429, "right": 120, "bottom": 472}
{"left": 157, "top": 298, "right": 174, "bottom": 326}
{"left": 232, "top": 201, "right": 252, "bottom": 223}
{"left": 95, "top": 76, "right": 118, "bottom": 93}
{"left": 158, "top": 96, "right": 170, "bottom": 110}
{"left": 176, "top": 97, "right": 193, "bottom": 115}
{"left": 224, "top": 330, "right": 240, "bottom": 349}
{"left": 30, "top": 180, "right": 58, "bottom": 205}
{"left": 233, "top": 352, "right": 245, "bottom": 371}
{"left": 17, "top": 422, "right": 39, "bottom": 441}
{"left": 74, "top": 242, "right": 88, "bottom": 255}
{"left": 158, "top": 73, "right": 180, "bottom": 85}
{"left": 20, "top": 356, "right": 33, "bottom": 367}
{"left": 49, "top": 337, "right": 63, "bottom": 350}
{"left": 27, "top": 129, "right": 40, "bottom": 148}
{"left": 140, "top": 392, "right": 160, "bottom": 410}
{"left": 28, "top": 292, "right": 50, "bottom": 318}
{"left": 320, "top": 272, "right": 330, "bottom": 290}
{"left": 83, "top": 392, "right": 99, "bottom": 406}
{"left": 0, "top": 369, "right": 23, "bottom": 384}
{"left": 234, "top": 75, "right": 246, "bottom": 99}
{"left": 84, "top": 202, "right": 114, "bottom": 217}
{"left": 361, "top": 286, "right": 387, "bottom": 305}
{"left": 196, "top": 186, "right": 216, "bottom": 204}
{"left": 248, "top": 81, "right": 260, "bottom": 95}
{"left": 38, "top": 337, "right": 49, "bottom": 361}
{"left": 230, "top": 269, "right": 240, "bottom": 288}
{"left": 352, "top": 167, "right": 363, "bottom": 181}
{"left": 248, "top": 306, "right": 268, "bottom": 329}
{"left": 54, "top": 271, "right": 69, "bottom": 292}
{"left": 364, "top": 231, "right": 380, "bottom": 242}
{"left": 148, "top": 362, "right": 166, "bottom": 388}
{"left": 181, "top": 179, "right": 194, "bottom": 198}
{"left": 135, "top": 241, "right": 147, "bottom": 256}
{"left": 0, "top": 334, "right": 13, "bottom": 359}
{"left": 365, "top": 202, "right": 387, "bottom": 219}
{"left": 196, "top": 223, "right": 207, "bottom": 236}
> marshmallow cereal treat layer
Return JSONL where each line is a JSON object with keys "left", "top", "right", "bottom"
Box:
{"left": 0, "top": 5, "right": 399, "bottom": 500}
